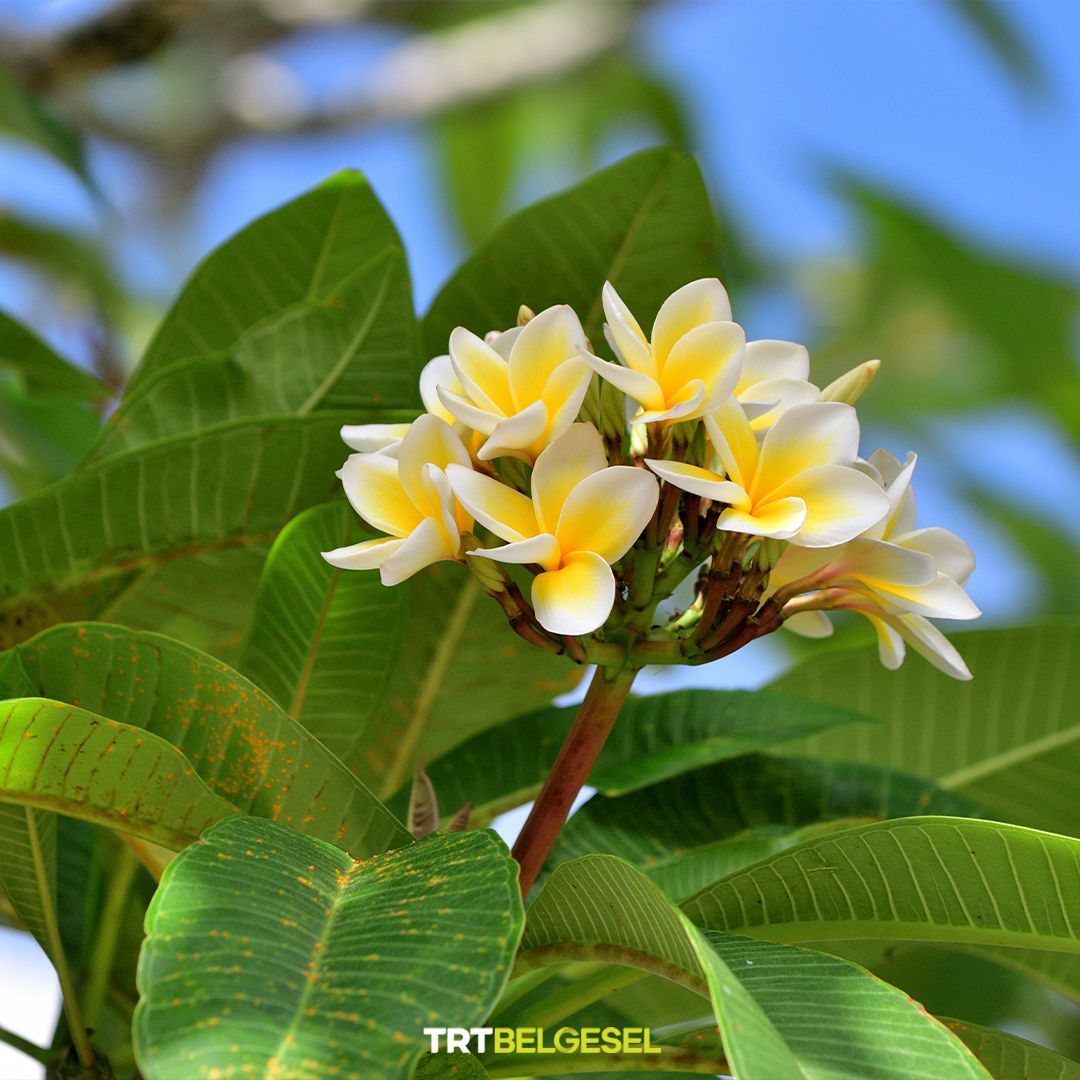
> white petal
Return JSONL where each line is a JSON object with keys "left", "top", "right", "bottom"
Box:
{"left": 469, "top": 533, "right": 561, "bottom": 569}
{"left": 869, "top": 572, "right": 981, "bottom": 620}
{"left": 717, "top": 497, "right": 808, "bottom": 540}
{"left": 832, "top": 537, "right": 937, "bottom": 588}
{"left": 543, "top": 360, "right": 595, "bottom": 442}
{"left": 532, "top": 551, "right": 616, "bottom": 635}
{"left": 739, "top": 339, "right": 810, "bottom": 386}
{"left": 783, "top": 609, "right": 835, "bottom": 639}
{"left": 868, "top": 612, "right": 907, "bottom": 670}
{"left": 445, "top": 463, "right": 538, "bottom": 543}
{"left": 660, "top": 321, "right": 745, "bottom": 417}
{"left": 651, "top": 278, "right": 732, "bottom": 366}
{"left": 397, "top": 414, "right": 470, "bottom": 515}
{"left": 772, "top": 464, "right": 890, "bottom": 547}
{"left": 556, "top": 466, "right": 659, "bottom": 563}
{"left": 737, "top": 377, "right": 820, "bottom": 431}
{"left": 880, "top": 451, "right": 917, "bottom": 538}
{"left": 635, "top": 381, "right": 705, "bottom": 425}
{"left": 508, "top": 304, "right": 587, "bottom": 409}
{"left": 602, "top": 281, "right": 654, "bottom": 376}
{"left": 437, "top": 385, "right": 499, "bottom": 435}
{"left": 340, "top": 423, "right": 410, "bottom": 453}
{"left": 338, "top": 452, "right": 421, "bottom": 538}
{"left": 448, "top": 326, "right": 513, "bottom": 415}
{"left": 645, "top": 459, "right": 744, "bottom": 505}
{"left": 582, "top": 350, "right": 665, "bottom": 411}
{"left": 477, "top": 400, "right": 549, "bottom": 461}
{"left": 419, "top": 354, "right": 461, "bottom": 424}
{"left": 892, "top": 613, "right": 972, "bottom": 680}
{"left": 380, "top": 516, "right": 457, "bottom": 586}
{"left": 704, "top": 397, "right": 759, "bottom": 489}
{"left": 898, "top": 527, "right": 976, "bottom": 585}
{"left": 756, "top": 402, "right": 862, "bottom": 497}
{"left": 531, "top": 423, "right": 607, "bottom": 533}
{"left": 321, "top": 536, "right": 405, "bottom": 571}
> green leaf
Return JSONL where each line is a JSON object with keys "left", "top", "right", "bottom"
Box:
{"left": 0, "top": 622, "right": 409, "bottom": 856}
{"left": 134, "top": 819, "right": 523, "bottom": 1080}
{"left": 940, "top": 1017, "right": 1080, "bottom": 1080}
{"left": 0, "top": 697, "right": 236, "bottom": 846}
{"left": 0, "top": 311, "right": 109, "bottom": 402}
{"left": 423, "top": 147, "right": 718, "bottom": 356}
{"left": 516, "top": 854, "right": 987, "bottom": 1078}
{"left": 0, "top": 65, "right": 96, "bottom": 190}
{"left": 130, "top": 171, "right": 410, "bottom": 393}
{"left": 547, "top": 754, "right": 980, "bottom": 897}
{"left": 770, "top": 625, "right": 1080, "bottom": 834}
{"left": 0, "top": 413, "right": 348, "bottom": 649}
{"left": 0, "top": 803, "right": 56, "bottom": 959}
{"left": 405, "top": 691, "right": 872, "bottom": 826}
{"left": 413, "top": 1052, "right": 489, "bottom": 1079}
{"left": 944, "top": 0, "right": 1045, "bottom": 95}
{"left": 91, "top": 249, "right": 419, "bottom": 460}
{"left": 681, "top": 815, "right": 1080, "bottom": 955}
{"left": 239, "top": 503, "right": 578, "bottom": 796}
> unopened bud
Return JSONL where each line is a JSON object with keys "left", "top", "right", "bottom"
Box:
{"left": 598, "top": 379, "right": 628, "bottom": 442}
{"left": 577, "top": 374, "right": 602, "bottom": 429}
{"left": 517, "top": 304, "right": 536, "bottom": 327}
{"left": 819, "top": 359, "right": 880, "bottom": 405}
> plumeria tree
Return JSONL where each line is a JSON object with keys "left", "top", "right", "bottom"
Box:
{"left": 0, "top": 150, "right": 1078, "bottom": 1080}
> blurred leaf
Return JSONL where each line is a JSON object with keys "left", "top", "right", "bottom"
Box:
{"left": 129, "top": 171, "right": 411, "bottom": 395}
{"left": 547, "top": 753, "right": 980, "bottom": 895}
{"left": 240, "top": 502, "right": 578, "bottom": 796}
{"left": 134, "top": 820, "right": 522, "bottom": 1080}
{"left": 0, "top": 64, "right": 96, "bottom": 190}
{"left": 0, "top": 311, "right": 108, "bottom": 402}
{"left": 412, "top": 1052, "right": 489, "bottom": 1079}
{"left": 770, "top": 625, "right": 1080, "bottom": 834}
{"left": 945, "top": 0, "right": 1045, "bottom": 95}
{"left": 399, "top": 690, "right": 873, "bottom": 826}
{"left": 682, "top": 815, "right": 1080, "bottom": 956}
{"left": 0, "top": 622, "right": 410, "bottom": 858}
{"left": 943, "top": 1017, "right": 1080, "bottom": 1079}
{"left": 0, "top": 413, "right": 348, "bottom": 649}
{"left": 424, "top": 147, "right": 718, "bottom": 354}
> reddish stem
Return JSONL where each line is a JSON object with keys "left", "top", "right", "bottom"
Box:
{"left": 511, "top": 665, "right": 638, "bottom": 895}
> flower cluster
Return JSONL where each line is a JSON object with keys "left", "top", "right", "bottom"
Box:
{"left": 324, "top": 279, "right": 979, "bottom": 677}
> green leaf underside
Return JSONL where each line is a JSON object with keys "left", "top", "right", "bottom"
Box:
{"left": 90, "top": 251, "right": 419, "bottom": 461}
{"left": 0, "top": 311, "right": 109, "bottom": 402}
{"left": 129, "top": 171, "right": 412, "bottom": 393}
{"left": 0, "top": 414, "right": 352, "bottom": 649}
{"left": 546, "top": 754, "right": 981, "bottom": 894}
{"left": 0, "top": 623, "right": 409, "bottom": 857}
{"left": 516, "top": 854, "right": 986, "bottom": 1078}
{"left": 0, "top": 697, "right": 235, "bottom": 846}
{"left": 241, "top": 503, "right": 578, "bottom": 792}
{"left": 771, "top": 625, "right": 1080, "bottom": 834}
{"left": 134, "top": 819, "right": 523, "bottom": 1080}
{"left": 940, "top": 1016, "right": 1080, "bottom": 1079}
{"left": 681, "top": 815, "right": 1080, "bottom": 954}
{"left": 413, "top": 1052, "right": 489, "bottom": 1079}
{"left": 402, "top": 690, "right": 871, "bottom": 826}
{"left": 423, "top": 147, "right": 717, "bottom": 357}
{"left": 0, "top": 803, "right": 56, "bottom": 958}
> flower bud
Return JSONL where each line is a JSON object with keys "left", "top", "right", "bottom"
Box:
{"left": 598, "top": 379, "right": 627, "bottom": 443}
{"left": 517, "top": 304, "right": 536, "bottom": 327}
{"left": 819, "top": 359, "right": 880, "bottom": 405}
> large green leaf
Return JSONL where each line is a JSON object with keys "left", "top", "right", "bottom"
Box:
{"left": 941, "top": 1017, "right": 1080, "bottom": 1080}
{"left": 134, "top": 819, "right": 523, "bottom": 1080}
{"left": 129, "top": 171, "right": 411, "bottom": 392}
{"left": 547, "top": 754, "right": 980, "bottom": 896}
{"left": 681, "top": 816, "right": 1080, "bottom": 954}
{"left": 515, "top": 855, "right": 986, "bottom": 1079}
{"left": 0, "top": 413, "right": 348, "bottom": 649}
{"left": 0, "top": 803, "right": 56, "bottom": 960}
{"left": 0, "top": 623, "right": 409, "bottom": 857}
{"left": 240, "top": 503, "right": 578, "bottom": 796}
{"left": 0, "top": 697, "right": 235, "bottom": 846}
{"left": 91, "top": 250, "right": 419, "bottom": 460}
{"left": 423, "top": 147, "right": 718, "bottom": 356}
{"left": 771, "top": 625, "right": 1080, "bottom": 834}
{"left": 404, "top": 691, "right": 872, "bottom": 826}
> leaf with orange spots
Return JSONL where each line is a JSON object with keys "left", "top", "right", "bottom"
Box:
{"left": 135, "top": 819, "right": 522, "bottom": 1080}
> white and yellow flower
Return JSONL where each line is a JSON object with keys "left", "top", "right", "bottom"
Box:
{"left": 734, "top": 339, "right": 819, "bottom": 431}
{"left": 583, "top": 279, "right": 745, "bottom": 424}
{"left": 647, "top": 398, "right": 889, "bottom": 546}
{"left": 433, "top": 305, "right": 592, "bottom": 462}
{"left": 322, "top": 414, "right": 473, "bottom": 585}
{"left": 770, "top": 449, "right": 979, "bottom": 679}
{"left": 447, "top": 423, "right": 659, "bottom": 635}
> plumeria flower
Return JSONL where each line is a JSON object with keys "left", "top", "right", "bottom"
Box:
{"left": 647, "top": 398, "right": 889, "bottom": 546}
{"left": 322, "top": 414, "right": 473, "bottom": 585}
{"left": 447, "top": 423, "right": 659, "bottom": 635}
{"left": 433, "top": 305, "right": 592, "bottom": 462}
{"left": 340, "top": 422, "right": 411, "bottom": 453}
{"left": 584, "top": 279, "right": 745, "bottom": 424}
{"left": 768, "top": 449, "right": 980, "bottom": 678}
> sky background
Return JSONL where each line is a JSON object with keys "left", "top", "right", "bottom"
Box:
{"left": 1, "top": 0, "right": 1079, "bottom": 1075}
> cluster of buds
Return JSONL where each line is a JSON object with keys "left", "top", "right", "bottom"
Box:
{"left": 324, "top": 279, "right": 979, "bottom": 678}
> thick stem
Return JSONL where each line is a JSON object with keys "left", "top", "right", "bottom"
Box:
{"left": 511, "top": 665, "right": 637, "bottom": 895}
{"left": 82, "top": 845, "right": 139, "bottom": 1032}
